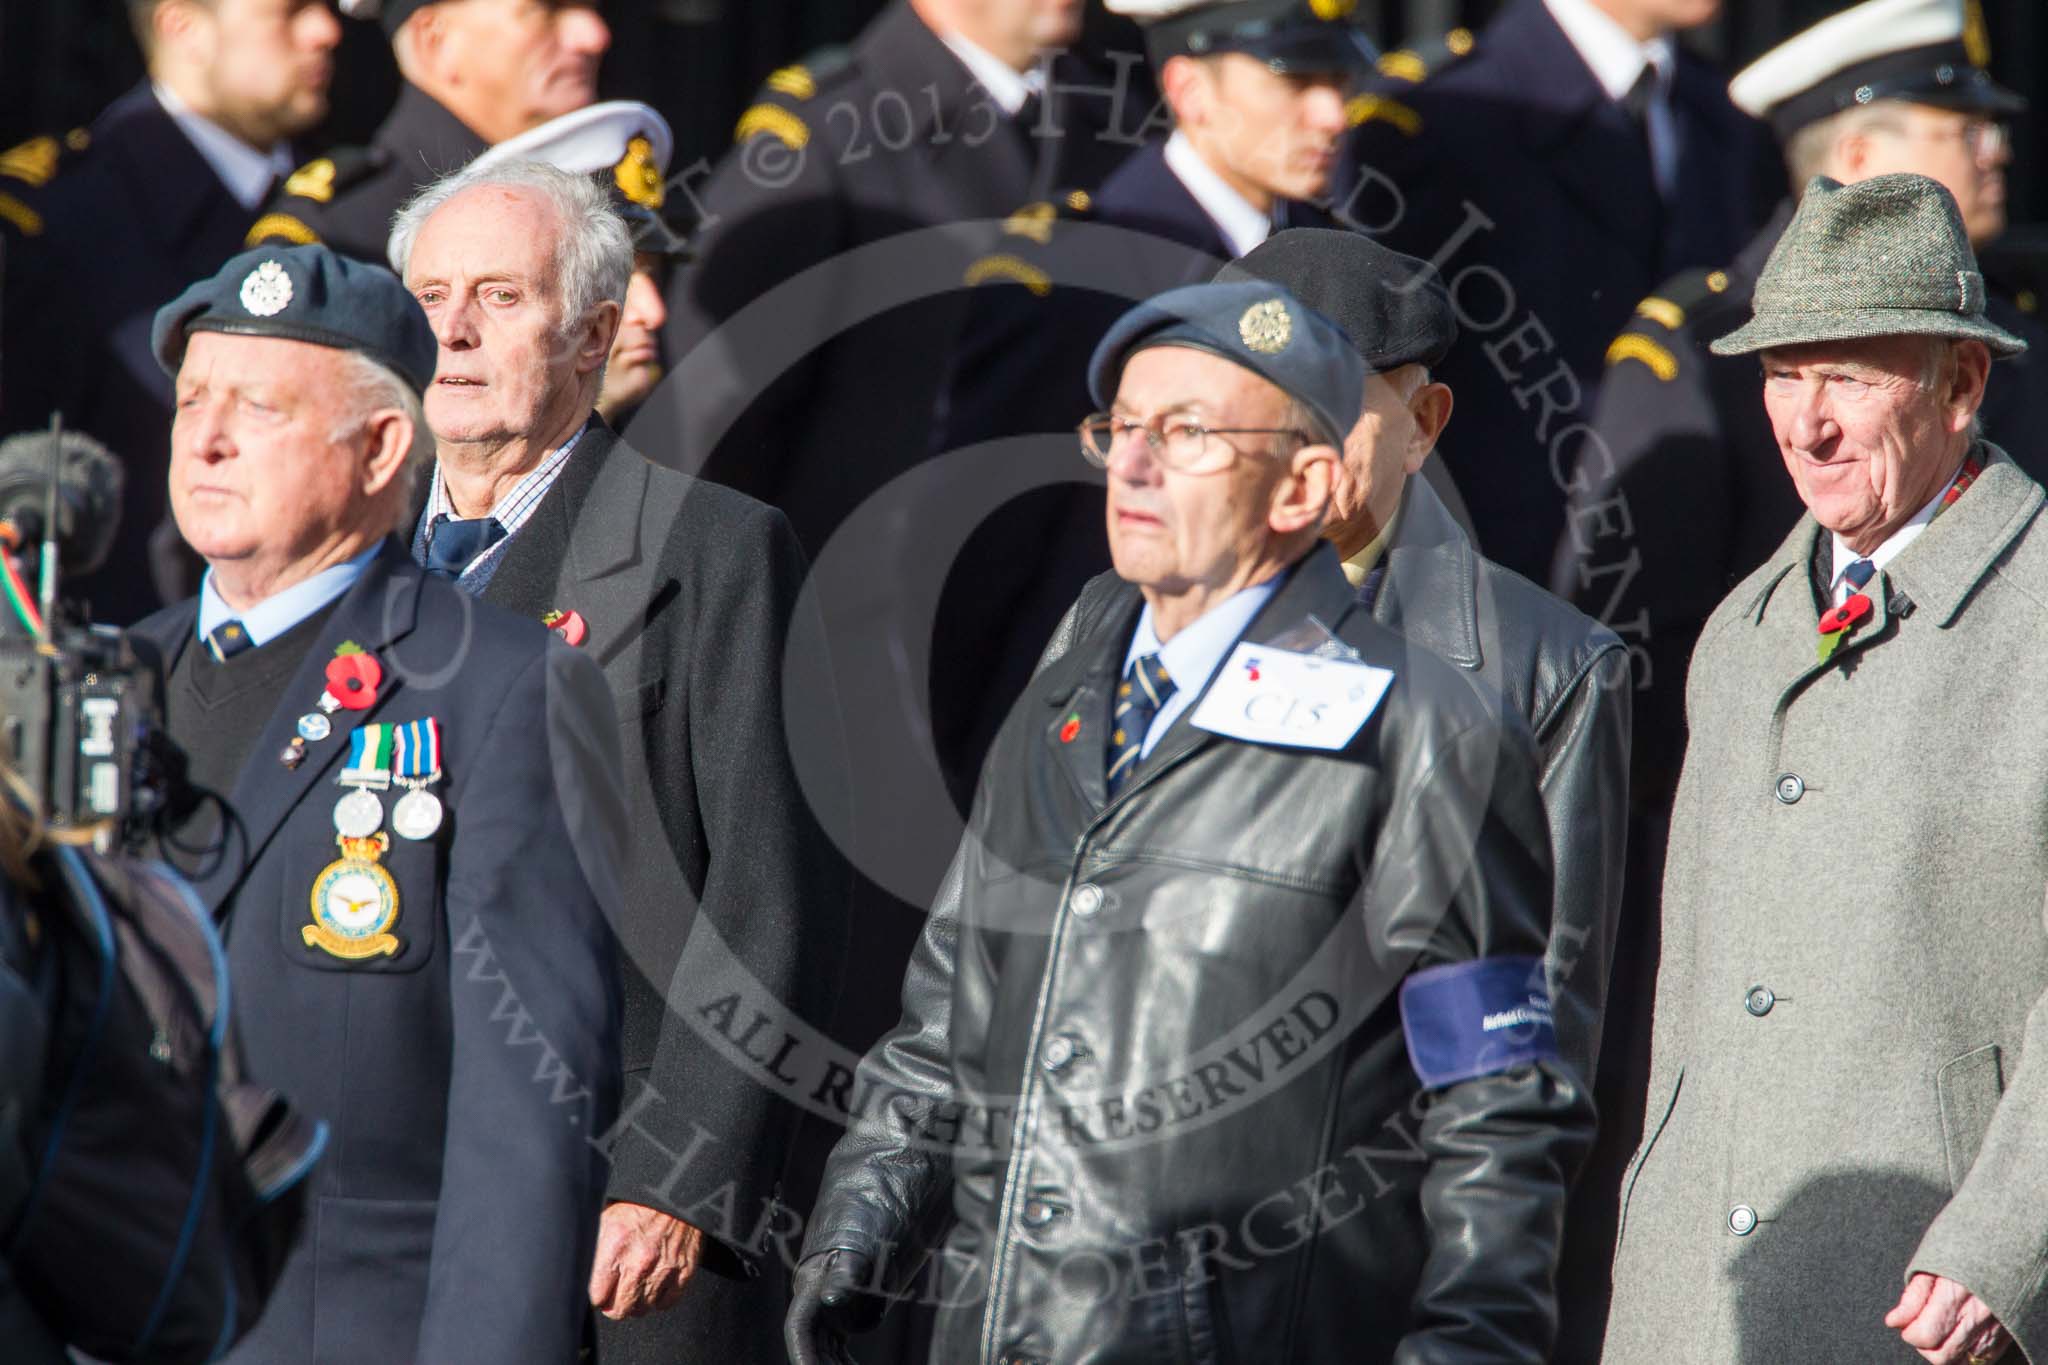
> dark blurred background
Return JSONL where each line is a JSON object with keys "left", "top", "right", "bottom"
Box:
{"left": 3, "top": 0, "right": 2040, "bottom": 221}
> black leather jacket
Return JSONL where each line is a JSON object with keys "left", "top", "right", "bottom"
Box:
{"left": 803, "top": 546, "right": 1594, "bottom": 1363}
{"left": 1376, "top": 476, "right": 1632, "bottom": 1083}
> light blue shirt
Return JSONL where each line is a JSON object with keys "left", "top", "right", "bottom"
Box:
{"left": 1121, "top": 579, "right": 1279, "bottom": 758}
{"left": 197, "top": 546, "right": 379, "bottom": 648}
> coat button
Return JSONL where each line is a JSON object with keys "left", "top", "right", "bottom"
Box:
{"left": 1041, "top": 1036, "right": 1078, "bottom": 1072}
{"left": 1729, "top": 1204, "right": 1758, "bottom": 1236}
{"left": 1774, "top": 773, "right": 1804, "bottom": 804}
{"left": 1745, "top": 985, "right": 1775, "bottom": 1017}
{"left": 1021, "top": 1199, "right": 1061, "bottom": 1228}
{"left": 1070, "top": 883, "right": 1103, "bottom": 917}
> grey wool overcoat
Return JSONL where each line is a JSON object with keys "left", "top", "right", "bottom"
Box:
{"left": 1606, "top": 445, "right": 2048, "bottom": 1363}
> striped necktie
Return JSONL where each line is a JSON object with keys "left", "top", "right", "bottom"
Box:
{"left": 1839, "top": 557, "right": 1875, "bottom": 603}
{"left": 1106, "top": 653, "right": 1175, "bottom": 798}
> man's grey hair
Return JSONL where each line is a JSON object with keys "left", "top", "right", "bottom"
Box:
{"left": 1785, "top": 102, "right": 1910, "bottom": 190}
{"left": 330, "top": 352, "right": 434, "bottom": 532}
{"left": 1920, "top": 336, "right": 1986, "bottom": 443}
{"left": 387, "top": 158, "right": 633, "bottom": 339}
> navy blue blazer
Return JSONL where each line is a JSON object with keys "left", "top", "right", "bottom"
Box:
{"left": 1343, "top": 0, "right": 1778, "bottom": 585}
{"left": 133, "top": 543, "right": 625, "bottom": 1365}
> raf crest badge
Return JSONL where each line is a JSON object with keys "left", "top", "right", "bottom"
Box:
{"left": 240, "top": 260, "right": 294, "bottom": 317}
{"left": 306, "top": 834, "right": 401, "bottom": 959}
{"left": 1239, "top": 299, "right": 1293, "bottom": 354}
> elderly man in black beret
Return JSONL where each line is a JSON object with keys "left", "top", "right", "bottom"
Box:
{"left": 133, "top": 243, "right": 626, "bottom": 1365}
{"left": 1221, "top": 227, "right": 1634, "bottom": 1348}
{"left": 788, "top": 280, "right": 1592, "bottom": 1365}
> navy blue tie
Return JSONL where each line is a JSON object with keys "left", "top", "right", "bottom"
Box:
{"left": 1842, "top": 558, "right": 1876, "bottom": 591}
{"left": 204, "top": 620, "right": 254, "bottom": 661}
{"left": 425, "top": 515, "right": 505, "bottom": 580}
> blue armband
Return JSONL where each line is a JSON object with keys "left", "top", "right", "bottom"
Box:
{"left": 1398, "top": 956, "right": 1557, "bottom": 1089}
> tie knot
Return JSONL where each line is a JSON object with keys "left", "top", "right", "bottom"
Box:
{"left": 1842, "top": 558, "right": 1877, "bottom": 590}
{"left": 426, "top": 514, "right": 506, "bottom": 580}
{"left": 205, "top": 619, "right": 254, "bottom": 661}
{"left": 1128, "top": 653, "right": 1175, "bottom": 708}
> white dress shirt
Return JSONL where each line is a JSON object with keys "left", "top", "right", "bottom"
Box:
{"left": 1828, "top": 463, "right": 1965, "bottom": 605}
{"left": 153, "top": 82, "right": 295, "bottom": 211}
{"left": 1542, "top": 0, "right": 1680, "bottom": 199}
{"left": 1121, "top": 578, "right": 1280, "bottom": 757}
{"left": 939, "top": 30, "right": 1044, "bottom": 116}
{"left": 1162, "top": 130, "right": 1271, "bottom": 259}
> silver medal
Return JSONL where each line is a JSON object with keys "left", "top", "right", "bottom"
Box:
{"left": 333, "top": 787, "right": 385, "bottom": 838}
{"left": 298, "top": 711, "right": 333, "bottom": 743}
{"left": 391, "top": 788, "right": 444, "bottom": 841}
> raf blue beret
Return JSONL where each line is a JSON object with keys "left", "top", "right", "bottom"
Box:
{"left": 152, "top": 244, "right": 437, "bottom": 396}
{"left": 1088, "top": 281, "right": 1366, "bottom": 446}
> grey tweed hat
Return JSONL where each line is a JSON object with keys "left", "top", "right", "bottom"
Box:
{"left": 1712, "top": 173, "right": 2027, "bottom": 358}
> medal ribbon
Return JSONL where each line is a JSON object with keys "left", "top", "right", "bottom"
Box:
{"left": 340, "top": 723, "right": 395, "bottom": 789}
{"left": 393, "top": 718, "right": 442, "bottom": 782}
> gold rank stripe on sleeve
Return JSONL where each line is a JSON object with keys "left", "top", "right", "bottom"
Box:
{"left": 1635, "top": 297, "right": 1685, "bottom": 330}
{"left": 735, "top": 104, "right": 809, "bottom": 151}
{"left": 0, "top": 193, "right": 41, "bottom": 236}
{"left": 0, "top": 136, "right": 60, "bottom": 188}
{"left": 1377, "top": 50, "right": 1428, "bottom": 83}
{"left": 764, "top": 64, "right": 816, "bottom": 101}
{"left": 1346, "top": 94, "right": 1422, "bottom": 135}
{"left": 1003, "top": 202, "right": 1058, "bottom": 244}
{"left": 1606, "top": 334, "right": 1679, "bottom": 381}
{"left": 283, "top": 158, "right": 338, "bottom": 203}
{"left": 246, "top": 213, "right": 321, "bottom": 247}
{"left": 964, "top": 254, "right": 1052, "bottom": 297}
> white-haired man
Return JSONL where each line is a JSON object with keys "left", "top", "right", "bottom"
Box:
{"left": 390, "top": 159, "right": 848, "bottom": 1363}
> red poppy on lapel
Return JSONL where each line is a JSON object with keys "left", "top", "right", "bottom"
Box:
{"left": 324, "top": 652, "right": 383, "bottom": 710}
{"left": 1816, "top": 592, "right": 1874, "bottom": 662}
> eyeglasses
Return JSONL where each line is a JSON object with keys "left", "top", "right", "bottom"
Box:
{"left": 1078, "top": 412, "right": 1312, "bottom": 475}
{"left": 1880, "top": 115, "right": 2009, "bottom": 164}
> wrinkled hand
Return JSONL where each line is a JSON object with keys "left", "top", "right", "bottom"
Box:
{"left": 588, "top": 1202, "right": 703, "bottom": 1320}
{"left": 1886, "top": 1272, "right": 2011, "bottom": 1363}
{"left": 785, "top": 1248, "right": 880, "bottom": 1365}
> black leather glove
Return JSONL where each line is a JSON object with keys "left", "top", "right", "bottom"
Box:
{"left": 784, "top": 1248, "right": 882, "bottom": 1365}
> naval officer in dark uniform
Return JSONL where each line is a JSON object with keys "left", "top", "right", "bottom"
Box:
{"left": 248, "top": 0, "right": 608, "bottom": 263}
{"left": 0, "top": 0, "right": 340, "bottom": 623}
{"left": 133, "top": 244, "right": 624, "bottom": 1364}
{"left": 1343, "top": 0, "right": 1776, "bottom": 588}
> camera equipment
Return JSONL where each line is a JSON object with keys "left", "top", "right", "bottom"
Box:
{"left": 0, "top": 417, "right": 165, "bottom": 844}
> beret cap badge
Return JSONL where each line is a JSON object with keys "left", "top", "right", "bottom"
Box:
{"left": 1239, "top": 299, "right": 1293, "bottom": 354}
{"left": 239, "top": 260, "right": 294, "bottom": 318}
